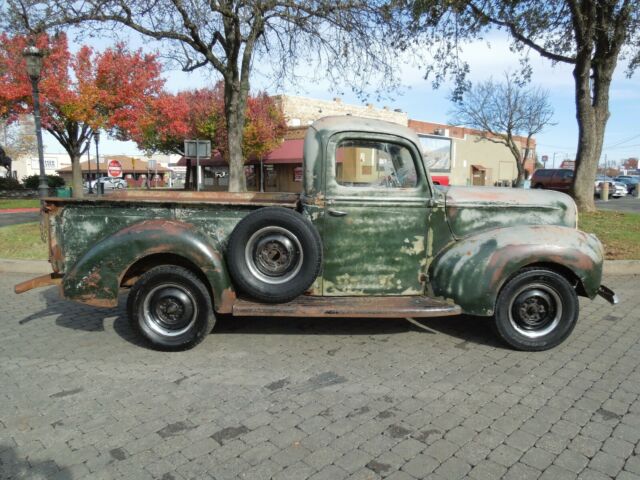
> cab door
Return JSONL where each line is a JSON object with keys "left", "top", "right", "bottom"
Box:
{"left": 320, "top": 132, "right": 433, "bottom": 296}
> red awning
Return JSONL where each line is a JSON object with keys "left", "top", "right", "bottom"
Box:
{"left": 264, "top": 139, "right": 304, "bottom": 164}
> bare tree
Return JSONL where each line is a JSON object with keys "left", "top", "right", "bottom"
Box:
{"left": 0, "top": 118, "right": 37, "bottom": 175}
{"left": 2, "top": 0, "right": 405, "bottom": 192}
{"left": 450, "top": 73, "right": 553, "bottom": 187}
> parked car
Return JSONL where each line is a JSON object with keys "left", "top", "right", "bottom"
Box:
{"left": 85, "top": 176, "right": 127, "bottom": 190}
{"left": 595, "top": 180, "right": 627, "bottom": 198}
{"left": 530, "top": 169, "right": 574, "bottom": 192}
{"left": 614, "top": 176, "right": 639, "bottom": 194}
{"left": 15, "top": 116, "right": 617, "bottom": 352}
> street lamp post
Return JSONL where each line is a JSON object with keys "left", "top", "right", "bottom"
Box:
{"left": 87, "top": 133, "right": 93, "bottom": 194}
{"left": 94, "top": 130, "right": 101, "bottom": 195}
{"left": 23, "top": 44, "right": 48, "bottom": 200}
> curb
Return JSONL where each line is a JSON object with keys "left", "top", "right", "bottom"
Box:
{"left": 1, "top": 258, "right": 639, "bottom": 276}
{"left": 603, "top": 260, "right": 640, "bottom": 276}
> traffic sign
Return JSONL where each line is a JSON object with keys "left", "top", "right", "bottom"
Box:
{"left": 107, "top": 159, "right": 123, "bottom": 178}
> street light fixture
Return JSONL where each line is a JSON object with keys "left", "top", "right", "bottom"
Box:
{"left": 87, "top": 134, "right": 93, "bottom": 194}
{"left": 23, "top": 43, "right": 48, "bottom": 200}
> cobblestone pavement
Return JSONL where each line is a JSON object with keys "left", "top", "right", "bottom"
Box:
{"left": 1, "top": 273, "right": 639, "bottom": 480}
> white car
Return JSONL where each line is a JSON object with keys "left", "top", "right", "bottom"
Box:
{"left": 594, "top": 180, "right": 626, "bottom": 198}
{"left": 85, "top": 176, "right": 127, "bottom": 190}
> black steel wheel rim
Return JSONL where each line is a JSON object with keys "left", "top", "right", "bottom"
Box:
{"left": 508, "top": 284, "right": 562, "bottom": 339}
{"left": 142, "top": 284, "right": 197, "bottom": 337}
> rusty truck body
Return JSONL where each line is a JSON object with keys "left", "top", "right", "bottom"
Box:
{"left": 16, "top": 116, "right": 617, "bottom": 351}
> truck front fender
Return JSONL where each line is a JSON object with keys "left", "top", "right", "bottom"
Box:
{"left": 429, "top": 225, "right": 604, "bottom": 316}
{"left": 62, "top": 219, "right": 233, "bottom": 310}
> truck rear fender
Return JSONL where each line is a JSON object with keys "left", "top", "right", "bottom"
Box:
{"left": 428, "top": 225, "right": 604, "bottom": 316}
{"left": 62, "top": 219, "right": 235, "bottom": 311}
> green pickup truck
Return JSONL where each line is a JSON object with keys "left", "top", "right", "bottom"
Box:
{"left": 16, "top": 116, "right": 617, "bottom": 351}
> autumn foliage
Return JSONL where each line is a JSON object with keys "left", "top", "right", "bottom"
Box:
{"left": 0, "top": 33, "right": 163, "bottom": 197}
{"left": 121, "top": 81, "right": 286, "bottom": 164}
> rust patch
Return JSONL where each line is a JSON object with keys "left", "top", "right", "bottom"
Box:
{"left": 75, "top": 296, "right": 117, "bottom": 308}
{"left": 14, "top": 274, "right": 62, "bottom": 294}
{"left": 217, "top": 288, "right": 236, "bottom": 314}
{"left": 47, "top": 190, "right": 300, "bottom": 208}
{"left": 232, "top": 295, "right": 460, "bottom": 318}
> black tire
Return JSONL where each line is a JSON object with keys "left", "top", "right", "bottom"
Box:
{"left": 127, "top": 265, "right": 215, "bottom": 350}
{"left": 494, "top": 268, "right": 578, "bottom": 351}
{"left": 226, "top": 207, "right": 322, "bottom": 303}
{"left": 534, "top": 184, "right": 543, "bottom": 189}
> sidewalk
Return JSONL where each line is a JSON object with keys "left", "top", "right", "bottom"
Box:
{"left": 0, "top": 208, "right": 40, "bottom": 214}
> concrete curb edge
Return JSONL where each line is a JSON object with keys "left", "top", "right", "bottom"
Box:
{"left": 1, "top": 258, "right": 639, "bottom": 276}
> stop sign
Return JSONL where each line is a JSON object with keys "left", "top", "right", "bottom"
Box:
{"left": 107, "top": 159, "right": 123, "bottom": 178}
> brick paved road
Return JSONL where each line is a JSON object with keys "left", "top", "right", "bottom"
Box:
{"left": 1, "top": 273, "right": 639, "bottom": 480}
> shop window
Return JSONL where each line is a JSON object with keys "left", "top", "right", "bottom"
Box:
{"left": 335, "top": 139, "right": 417, "bottom": 188}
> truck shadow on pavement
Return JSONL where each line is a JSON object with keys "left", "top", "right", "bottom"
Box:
{"left": 19, "top": 287, "right": 504, "bottom": 350}
{"left": 0, "top": 445, "right": 72, "bottom": 480}
{"left": 214, "top": 313, "right": 503, "bottom": 348}
{"left": 17, "top": 288, "right": 147, "bottom": 348}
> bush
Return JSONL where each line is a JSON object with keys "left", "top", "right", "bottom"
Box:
{"left": 22, "top": 174, "right": 66, "bottom": 189}
{"left": 0, "top": 176, "right": 23, "bottom": 190}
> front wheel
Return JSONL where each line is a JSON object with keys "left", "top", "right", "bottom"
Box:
{"left": 127, "top": 265, "right": 215, "bottom": 350}
{"left": 494, "top": 268, "right": 578, "bottom": 351}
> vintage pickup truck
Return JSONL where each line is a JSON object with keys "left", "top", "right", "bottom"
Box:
{"left": 16, "top": 116, "right": 617, "bottom": 351}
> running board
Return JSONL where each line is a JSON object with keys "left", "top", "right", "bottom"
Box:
{"left": 232, "top": 296, "right": 461, "bottom": 318}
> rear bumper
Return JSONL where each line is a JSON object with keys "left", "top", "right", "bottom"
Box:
{"left": 597, "top": 285, "right": 618, "bottom": 305}
{"left": 14, "top": 273, "right": 62, "bottom": 294}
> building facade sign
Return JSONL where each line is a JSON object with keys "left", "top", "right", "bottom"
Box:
{"left": 31, "top": 157, "right": 58, "bottom": 171}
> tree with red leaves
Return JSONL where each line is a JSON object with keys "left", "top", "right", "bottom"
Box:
{"left": 121, "top": 81, "right": 286, "bottom": 190}
{"left": 0, "top": 33, "right": 163, "bottom": 197}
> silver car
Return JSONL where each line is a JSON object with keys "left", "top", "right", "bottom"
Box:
{"left": 86, "top": 176, "right": 127, "bottom": 190}
{"left": 595, "top": 180, "right": 627, "bottom": 198}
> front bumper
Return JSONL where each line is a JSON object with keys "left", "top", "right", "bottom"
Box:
{"left": 597, "top": 285, "right": 618, "bottom": 305}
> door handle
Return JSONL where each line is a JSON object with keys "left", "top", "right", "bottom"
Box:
{"left": 328, "top": 208, "right": 348, "bottom": 217}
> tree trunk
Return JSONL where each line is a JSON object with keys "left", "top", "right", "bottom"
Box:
{"left": 506, "top": 138, "right": 525, "bottom": 187}
{"left": 71, "top": 154, "right": 84, "bottom": 199}
{"left": 184, "top": 158, "right": 192, "bottom": 190}
{"left": 224, "top": 81, "right": 247, "bottom": 193}
{"left": 570, "top": 58, "right": 612, "bottom": 212}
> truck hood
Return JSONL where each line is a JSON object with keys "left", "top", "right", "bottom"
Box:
{"left": 443, "top": 186, "right": 578, "bottom": 238}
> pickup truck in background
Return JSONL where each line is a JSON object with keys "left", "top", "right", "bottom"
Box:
{"left": 15, "top": 116, "right": 617, "bottom": 351}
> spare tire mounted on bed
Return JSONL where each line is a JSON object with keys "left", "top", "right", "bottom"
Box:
{"left": 226, "top": 207, "right": 322, "bottom": 303}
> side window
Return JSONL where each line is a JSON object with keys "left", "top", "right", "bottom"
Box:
{"left": 335, "top": 139, "right": 418, "bottom": 188}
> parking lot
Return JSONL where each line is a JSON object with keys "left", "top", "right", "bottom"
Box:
{"left": 595, "top": 195, "right": 640, "bottom": 213}
{"left": 1, "top": 272, "right": 639, "bottom": 480}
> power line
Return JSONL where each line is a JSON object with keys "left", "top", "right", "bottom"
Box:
{"left": 604, "top": 133, "right": 640, "bottom": 149}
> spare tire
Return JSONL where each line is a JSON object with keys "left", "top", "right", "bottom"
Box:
{"left": 226, "top": 207, "right": 322, "bottom": 303}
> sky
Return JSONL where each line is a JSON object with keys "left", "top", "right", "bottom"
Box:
{"left": 43, "top": 30, "right": 640, "bottom": 168}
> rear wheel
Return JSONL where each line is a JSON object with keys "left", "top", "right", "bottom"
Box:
{"left": 127, "top": 265, "right": 215, "bottom": 350}
{"left": 494, "top": 268, "right": 578, "bottom": 351}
